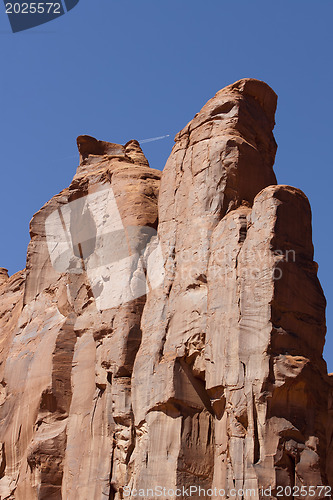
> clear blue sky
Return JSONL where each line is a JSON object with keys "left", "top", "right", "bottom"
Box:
{"left": 1, "top": 0, "right": 332, "bottom": 371}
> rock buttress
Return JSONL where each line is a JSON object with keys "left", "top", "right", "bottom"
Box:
{"left": 131, "top": 79, "right": 332, "bottom": 495}
{"left": 0, "top": 138, "right": 161, "bottom": 499}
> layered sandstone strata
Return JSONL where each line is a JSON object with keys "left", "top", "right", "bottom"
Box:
{"left": 0, "top": 79, "right": 332, "bottom": 499}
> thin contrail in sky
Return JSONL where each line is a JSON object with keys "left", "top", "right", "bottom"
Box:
{"left": 139, "top": 134, "right": 170, "bottom": 144}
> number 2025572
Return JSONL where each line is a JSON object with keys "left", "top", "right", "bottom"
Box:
{"left": 5, "top": 3, "right": 61, "bottom": 14}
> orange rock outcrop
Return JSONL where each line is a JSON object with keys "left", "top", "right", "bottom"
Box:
{"left": 0, "top": 79, "right": 332, "bottom": 499}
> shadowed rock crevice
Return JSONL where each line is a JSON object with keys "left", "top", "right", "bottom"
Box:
{"left": 0, "top": 443, "right": 6, "bottom": 479}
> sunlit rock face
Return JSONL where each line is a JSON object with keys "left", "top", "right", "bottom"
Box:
{"left": 0, "top": 79, "right": 332, "bottom": 500}
{"left": 0, "top": 137, "right": 161, "bottom": 500}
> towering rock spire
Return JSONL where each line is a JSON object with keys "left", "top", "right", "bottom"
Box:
{"left": 0, "top": 80, "right": 331, "bottom": 499}
{"left": 131, "top": 78, "right": 331, "bottom": 492}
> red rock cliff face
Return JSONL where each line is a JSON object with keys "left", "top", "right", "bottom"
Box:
{"left": 0, "top": 79, "right": 332, "bottom": 499}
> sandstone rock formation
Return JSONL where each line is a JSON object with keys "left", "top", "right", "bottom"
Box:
{"left": 0, "top": 79, "right": 332, "bottom": 499}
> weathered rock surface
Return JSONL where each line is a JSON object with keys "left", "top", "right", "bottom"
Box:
{"left": 0, "top": 79, "right": 332, "bottom": 499}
